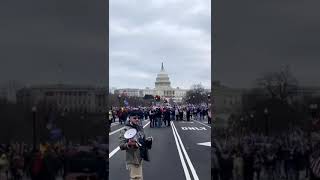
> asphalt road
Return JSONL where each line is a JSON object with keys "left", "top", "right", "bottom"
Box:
{"left": 109, "top": 118, "right": 211, "bottom": 180}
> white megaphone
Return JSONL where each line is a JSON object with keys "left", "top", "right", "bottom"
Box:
{"left": 124, "top": 129, "right": 137, "bottom": 139}
{"left": 124, "top": 129, "right": 142, "bottom": 147}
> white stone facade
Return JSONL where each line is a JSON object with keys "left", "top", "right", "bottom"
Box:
{"left": 115, "top": 63, "right": 188, "bottom": 102}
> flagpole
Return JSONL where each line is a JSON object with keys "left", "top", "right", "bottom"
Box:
{"left": 32, "top": 106, "right": 37, "bottom": 151}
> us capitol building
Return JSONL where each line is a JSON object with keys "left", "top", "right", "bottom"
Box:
{"left": 114, "top": 63, "right": 188, "bottom": 103}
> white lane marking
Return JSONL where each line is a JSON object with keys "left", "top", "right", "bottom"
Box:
{"left": 179, "top": 122, "right": 194, "bottom": 124}
{"left": 109, "top": 127, "right": 125, "bottom": 136}
{"left": 171, "top": 121, "right": 191, "bottom": 180}
{"left": 193, "top": 120, "right": 211, "bottom": 128}
{"left": 109, "top": 121, "right": 150, "bottom": 136}
{"left": 109, "top": 146, "right": 120, "bottom": 158}
{"left": 143, "top": 121, "right": 150, "bottom": 128}
{"left": 197, "top": 142, "right": 211, "bottom": 147}
{"left": 172, "top": 122, "right": 200, "bottom": 180}
{"left": 111, "top": 122, "right": 119, "bottom": 127}
{"left": 109, "top": 121, "right": 150, "bottom": 159}
{"left": 181, "top": 127, "right": 207, "bottom": 131}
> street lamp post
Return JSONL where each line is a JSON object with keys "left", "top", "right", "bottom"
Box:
{"left": 80, "top": 115, "right": 84, "bottom": 144}
{"left": 118, "top": 94, "right": 121, "bottom": 107}
{"left": 240, "top": 116, "right": 244, "bottom": 136}
{"left": 250, "top": 113, "right": 254, "bottom": 133}
{"left": 32, "top": 106, "right": 37, "bottom": 151}
{"left": 61, "top": 111, "right": 65, "bottom": 144}
{"left": 264, "top": 108, "right": 269, "bottom": 136}
{"left": 309, "top": 104, "right": 318, "bottom": 140}
{"left": 310, "top": 103, "right": 318, "bottom": 118}
{"left": 237, "top": 116, "right": 244, "bottom": 143}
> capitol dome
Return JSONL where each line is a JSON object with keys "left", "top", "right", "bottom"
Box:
{"left": 155, "top": 62, "right": 171, "bottom": 89}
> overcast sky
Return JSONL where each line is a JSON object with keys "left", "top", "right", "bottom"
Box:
{"left": 3, "top": 0, "right": 318, "bottom": 90}
{"left": 109, "top": 0, "right": 211, "bottom": 89}
{"left": 0, "top": 0, "right": 107, "bottom": 87}
{"left": 214, "top": 0, "right": 320, "bottom": 88}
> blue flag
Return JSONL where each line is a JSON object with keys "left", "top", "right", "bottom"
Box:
{"left": 124, "top": 99, "right": 129, "bottom": 106}
{"left": 50, "top": 128, "right": 62, "bottom": 140}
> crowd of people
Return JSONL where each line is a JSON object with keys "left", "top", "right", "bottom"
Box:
{"left": 109, "top": 104, "right": 211, "bottom": 128}
{"left": 112, "top": 102, "right": 211, "bottom": 180}
{"left": 0, "top": 141, "right": 107, "bottom": 180}
{"left": 213, "top": 128, "right": 320, "bottom": 180}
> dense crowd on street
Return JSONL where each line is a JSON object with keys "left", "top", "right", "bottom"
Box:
{"left": 213, "top": 128, "right": 320, "bottom": 180}
{"left": 109, "top": 104, "right": 211, "bottom": 128}
{"left": 0, "top": 140, "right": 107, "bottom": 180}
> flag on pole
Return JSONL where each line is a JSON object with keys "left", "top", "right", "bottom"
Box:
{"left": 46, "top": 112, "right": 55, "bottom": 130}
{"left": 124, "top": 99, "right": 129, "bottom": 106}
{"left": 50, "top": 128, "right": 62, "bottom": 141}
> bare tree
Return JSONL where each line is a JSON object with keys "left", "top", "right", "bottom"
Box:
{"left": 256, "top": 65, "right": 298, "bottom": 103}
{"left": 108, "top": 94, "right": 120, "bottom": 107}
{"left": 184, "top": 84, "right": 209, "bottom": 104}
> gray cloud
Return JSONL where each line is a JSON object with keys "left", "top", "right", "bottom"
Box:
{"left": 214, "top": 0, "right": 320, "bottom": 88}
{"left": 0, "top": 0, "right": 107, "bottom": 86}
{"left": 110, "top": 0, "right": 211, "bottom": 89}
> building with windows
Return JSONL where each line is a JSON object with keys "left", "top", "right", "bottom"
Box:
{"left": 212, "top": 81, "right": 244, "bottom": 114}
{"left": 115, "top": 63, "right": 189, "bottom": 103}
{"left": 212, "top": 81, "right": 244, "bottom": 128}
{"left": 114, "top": 88, "right": 141, "bottom": 97}
{"left": 212, "top": 80, "right": 320, "bottom": 128}
{"left": 16, "top": 84, "right": 107, "bottom": 113}
{"left": 109, "top": 87, "right": 117, "bottom": 94}
{"left": 0, "top": 80, "right": 23, "bottom": 103}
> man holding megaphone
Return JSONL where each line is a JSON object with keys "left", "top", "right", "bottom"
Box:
{"left": 119, "top": 109, "right": 153, "bottom": 180}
